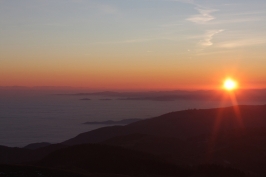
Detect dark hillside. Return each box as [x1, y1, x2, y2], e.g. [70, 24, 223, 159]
[61, 105, 266, 175]
[1, 105, 265, 176]
[0, 144, 67, 164]
[0, 164, 132, 177]
[38, 144, 189, 176]
[63, 105, 266, 145]
[37, 144, 249, 177]
[102, 128, 266, 174]
[0, 164, 88, 177]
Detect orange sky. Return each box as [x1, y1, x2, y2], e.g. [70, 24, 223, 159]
[1, 0, 266, 90]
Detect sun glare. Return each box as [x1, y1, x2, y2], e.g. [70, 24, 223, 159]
[223, 78, 238, 91]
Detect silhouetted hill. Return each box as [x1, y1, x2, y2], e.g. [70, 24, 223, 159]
[0, 144, 67, 164]
[24, 142, 51, 150]
[63, 105, 266, 145]
[0, 146, 249, 177]
[37, 144, 249, 177]
[0, 164, 90, 177]
[1, 105, 266, 176]
[101, 128, 266, 174]
[102, 133, 191, 164]
[61, 105, 266, 175]
[0, 164, 135, 177]
[38, 144, 190, 176]
[0, 146, 31, 164]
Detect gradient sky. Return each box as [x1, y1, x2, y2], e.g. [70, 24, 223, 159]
[1, 0, 266, 90]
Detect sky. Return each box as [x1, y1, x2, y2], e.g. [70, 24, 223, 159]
[1, 0, 266, 90]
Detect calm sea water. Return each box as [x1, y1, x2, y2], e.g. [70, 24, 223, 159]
[0, 92, 264, 147]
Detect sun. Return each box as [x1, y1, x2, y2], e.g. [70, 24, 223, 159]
[223, 78, 238, 91]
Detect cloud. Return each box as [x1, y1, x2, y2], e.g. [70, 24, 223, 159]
[217, 39, 266, 49]
[200, 29, 224, 46]
[209, 17, 262, 25]
[221, 11, 266, 16]
[187, 8, 217, 24]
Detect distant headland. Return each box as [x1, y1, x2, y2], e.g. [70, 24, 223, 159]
[83, 118, 142, 125]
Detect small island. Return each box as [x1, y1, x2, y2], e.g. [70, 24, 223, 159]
[80, 98, 91, 101]
[99, 98, 112, 101]
[83, 118, 142, 125]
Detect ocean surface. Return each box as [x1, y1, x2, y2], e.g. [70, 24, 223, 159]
[0, 92, 264, 147]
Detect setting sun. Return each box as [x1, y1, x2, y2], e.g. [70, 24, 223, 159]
[223, 78, 238, 91]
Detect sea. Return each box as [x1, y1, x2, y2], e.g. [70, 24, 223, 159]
[0, 90, 265, 147]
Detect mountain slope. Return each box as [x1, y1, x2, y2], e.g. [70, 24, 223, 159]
[37, 144, 248, 177]
[61, 105, 266, 175]
[101, 128, 266, 174]
[63, 105, 266, 145]
[38, 144, 189, 176]
[0, 144, 67, 164]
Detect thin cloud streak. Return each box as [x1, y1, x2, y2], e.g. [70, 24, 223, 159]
[217, 39, 266, 49]
[220, 11, 266, 17]
[200, 29, 224, 46]
[209, 17, 262, 25]
[187, 8, 217, 24]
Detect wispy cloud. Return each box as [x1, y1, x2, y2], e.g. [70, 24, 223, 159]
[217, 39, 266, 49]
[187, 8, 218, 24]
[220, 11, 266, 17]
[209, 17, 262, 25]
[199, 29, 224, 46]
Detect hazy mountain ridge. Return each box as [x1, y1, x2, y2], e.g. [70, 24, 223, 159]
[24, 142, 51, 150]
[60, 104, 266, 175]
[56, 90, 266, 102]
[63, 105, 266, 145]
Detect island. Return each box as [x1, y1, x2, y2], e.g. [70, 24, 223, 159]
[83, 118, 142, 125]
[80, 98, 91, 101]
